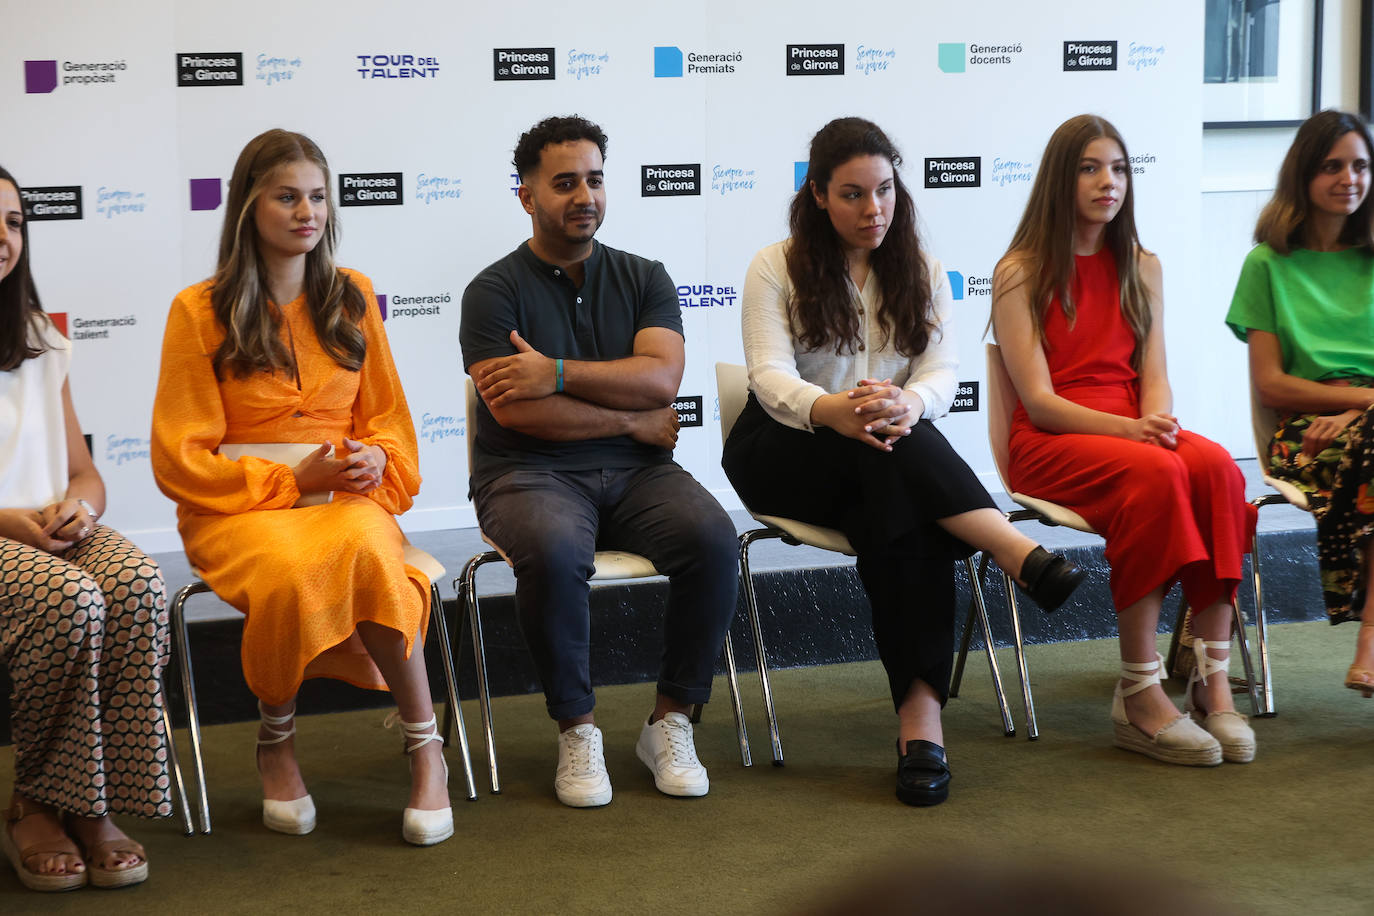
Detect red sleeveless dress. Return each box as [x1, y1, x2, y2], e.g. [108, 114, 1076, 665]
[1008, 248, 1256, 610]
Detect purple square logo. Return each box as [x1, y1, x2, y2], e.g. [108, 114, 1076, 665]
[189, 178, 222, 211]
[25, 60, 58, 94]
[376, 294, 388, 320]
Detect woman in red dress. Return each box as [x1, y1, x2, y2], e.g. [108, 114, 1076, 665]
[991, 115, 1258, 766]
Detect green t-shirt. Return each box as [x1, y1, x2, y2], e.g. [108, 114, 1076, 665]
[1226, 243, 1374, 381]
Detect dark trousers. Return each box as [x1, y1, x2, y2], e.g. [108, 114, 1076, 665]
[474, 463, 738, 720]
[722, 396, 994, 710]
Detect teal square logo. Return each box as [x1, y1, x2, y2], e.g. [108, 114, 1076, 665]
[938, 43, 965, 74]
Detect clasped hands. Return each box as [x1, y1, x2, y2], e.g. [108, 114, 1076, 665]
[291, 438, 387, 498]
[815, 378, 920, 452]
[0, 500, 98, 553]
[1127, 413, 1179, 450]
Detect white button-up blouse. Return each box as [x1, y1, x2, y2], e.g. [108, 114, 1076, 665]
[741, 240, 958, 432]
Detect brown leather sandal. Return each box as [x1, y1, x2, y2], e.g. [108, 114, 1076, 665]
[62, 814, 148, 889]
[1345, 664, 1374, 698]
[1, 799, 87, 892]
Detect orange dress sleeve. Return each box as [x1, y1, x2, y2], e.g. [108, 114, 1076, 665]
[346, 272, 421, 515]
[150, 284, 304, 515]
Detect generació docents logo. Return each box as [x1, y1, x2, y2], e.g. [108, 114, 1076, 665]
[494, 48, 555, 81]
[177, 52, 244, 86]
[641, 164, 701, 197]
[339, 173, 403, 206]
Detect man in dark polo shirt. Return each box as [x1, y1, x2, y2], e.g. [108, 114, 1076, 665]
[459, 115, 738, 808]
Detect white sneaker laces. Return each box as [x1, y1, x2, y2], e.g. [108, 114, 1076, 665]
[661, 717, 700, 766]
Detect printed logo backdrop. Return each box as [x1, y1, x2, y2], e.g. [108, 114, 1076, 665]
[3, 0, 1206, 553]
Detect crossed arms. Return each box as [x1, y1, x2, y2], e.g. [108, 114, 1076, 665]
[469, 327, 684, 449]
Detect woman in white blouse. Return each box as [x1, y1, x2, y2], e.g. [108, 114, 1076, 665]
[0, 165, 168, 892]
[722, 118, 1084, 807]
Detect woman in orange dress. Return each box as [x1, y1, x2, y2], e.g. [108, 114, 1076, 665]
[151, 130, 451, 845]
[991, 115, 1257, 767]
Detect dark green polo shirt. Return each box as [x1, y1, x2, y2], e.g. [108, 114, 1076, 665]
[460, 240, 683, 489]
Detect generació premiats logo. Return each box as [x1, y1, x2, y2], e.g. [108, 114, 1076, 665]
[654, 46, 741, 77]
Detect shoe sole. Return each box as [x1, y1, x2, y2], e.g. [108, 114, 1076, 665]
[87, 860, 149, 889]
[895, 785, 949, 807]
[1188, 711, 1257, 764]
[555, 783, 613, 808]
[263, 796, 316, 835]
[1, 825, 86, 892]
[635, 744, 708, 797]
[1112, 723, 1222, 766]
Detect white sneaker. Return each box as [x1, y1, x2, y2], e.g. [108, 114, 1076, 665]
[555, 724, 613, 808]
[635, 712, 709, 797]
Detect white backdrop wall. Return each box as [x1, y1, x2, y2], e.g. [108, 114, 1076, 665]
[3, 0, 1207, 553]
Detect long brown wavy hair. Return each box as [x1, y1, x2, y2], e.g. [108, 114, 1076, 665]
[1001, 114, 1152, 370]
[0, 165, 52, 371]
[1254, 109, 1374, 254]
[211, 129, 366, 380]
[785, 118, 934, 357]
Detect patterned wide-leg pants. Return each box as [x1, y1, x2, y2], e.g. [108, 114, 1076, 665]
[1, 525, 172, 818]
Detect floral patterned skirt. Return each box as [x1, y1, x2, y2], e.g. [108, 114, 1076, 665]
[1268, 386, 1374, 624]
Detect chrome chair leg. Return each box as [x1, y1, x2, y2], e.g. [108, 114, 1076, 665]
[949, 577, 978, 699]
[1000, 570, 1038, 740]
[160, 682, 194, 836]
[1230, 599, 1261, 715]
[171, 579, 213, 833]
[739, 528, 785, 766]
[430, 582, 478, 802]
[1249, 528, 1275, 716]
[966, 556, 1014, 737]
[720, 631, 751, 766]
[458, 552, 503, 793]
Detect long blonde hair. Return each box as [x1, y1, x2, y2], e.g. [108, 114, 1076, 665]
[1001, 114, 1151, 370]
[210, 129, 365, 380]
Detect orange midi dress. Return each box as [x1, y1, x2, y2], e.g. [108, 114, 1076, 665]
[1008, 248, 1256, 611]
[151, 269, 427, 705]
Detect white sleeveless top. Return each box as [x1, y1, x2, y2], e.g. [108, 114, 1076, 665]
[0, 317, 71, 509]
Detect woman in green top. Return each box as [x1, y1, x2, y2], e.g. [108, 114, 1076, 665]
[1226, 109, 1374, 697]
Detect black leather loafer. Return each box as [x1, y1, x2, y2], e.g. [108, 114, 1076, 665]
[1019, 546, 1087, 613]
[896, 739, 950, 807]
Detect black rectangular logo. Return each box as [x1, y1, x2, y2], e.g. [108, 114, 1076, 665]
[493, 48, 555, 81]
[1063, 41, 1117, 71]
[177, 52, 243, 86]
[786, 43, 844, 75]
[20, 186, 83, 221]
[339, 172, 403, 207]
[950, 381, 979, 413]
[641, 164, 701, 197]
[924, 157, 981, 189]
[674, 396, 704, 427]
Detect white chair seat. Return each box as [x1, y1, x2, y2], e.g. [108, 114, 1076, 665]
[1008, 494, 1094, 533]
[752, 514, 856, 557]
[478, 531, 661, 580]
[1260, 474, 1310, 510]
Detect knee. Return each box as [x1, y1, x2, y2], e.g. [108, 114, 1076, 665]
[508, 526, 595, 585]
[1132, 448, 1189, 492]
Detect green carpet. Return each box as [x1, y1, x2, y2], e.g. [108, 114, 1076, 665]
[3, 622, 1373, 914]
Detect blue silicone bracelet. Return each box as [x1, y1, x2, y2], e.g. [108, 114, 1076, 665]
[555, 358, 564, 393]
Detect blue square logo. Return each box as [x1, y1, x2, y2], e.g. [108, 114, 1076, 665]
[938, 43, 965, 74]
[946, 270, 964, 300]
[794, 161, 808, 191]
[654, 46, 683, 78]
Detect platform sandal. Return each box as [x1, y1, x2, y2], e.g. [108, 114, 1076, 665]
[257, 703, 316, 835]
[1182, 639, 1256, 764]
[1110, 654, 1221, 766]
[387, 713, 453, 846]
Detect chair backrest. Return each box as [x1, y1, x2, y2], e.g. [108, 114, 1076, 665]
[1249, 380, 1280, 470]
[983, 343, 1019, 495]
[715, 362, 750, 444]
[465, 378, 478, 470]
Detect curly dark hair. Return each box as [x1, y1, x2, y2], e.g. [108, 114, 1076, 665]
[512, 115, 608, 181]
[0, 164, 51, 371]
[785, 117, 934, 357]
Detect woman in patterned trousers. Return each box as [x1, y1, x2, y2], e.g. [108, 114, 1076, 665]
[0, 164, 170, 892]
